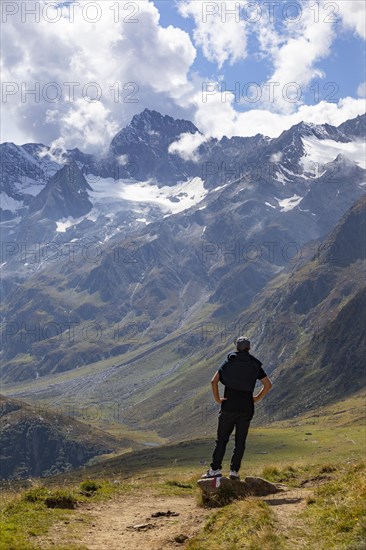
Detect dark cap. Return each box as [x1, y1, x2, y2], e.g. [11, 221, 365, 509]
[236, 336, 250, 351]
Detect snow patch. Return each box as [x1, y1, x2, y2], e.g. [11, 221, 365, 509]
[212, 182, 230, 192]
[86, 211, 98, 222]
[274, 171, 287, 184]
[14, 178, 47, 196]
[56, 216, 84, 232]
[301, 136, 366, 171]
[277, 195, 303, 212]
[88, 176, 207, 215]
[265, 202, 276, 209]
[281, 166, 299, 178]
[0, 192, 22, 212]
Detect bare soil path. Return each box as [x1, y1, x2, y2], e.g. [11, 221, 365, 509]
[38, 487, 314, 549]
[262, 487, 313, 548]
[38, 492, 211, 550]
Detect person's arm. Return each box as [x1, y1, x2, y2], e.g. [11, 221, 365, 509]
[253, 376, 272, 403]
[211, 371, 227, 404]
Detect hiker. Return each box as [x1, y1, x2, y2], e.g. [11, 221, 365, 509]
[202, 336, 272, 480]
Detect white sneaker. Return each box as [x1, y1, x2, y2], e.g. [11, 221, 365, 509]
[229, 470, 240, 480]
[201, 468, 222, 479]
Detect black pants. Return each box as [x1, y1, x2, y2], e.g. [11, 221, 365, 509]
[211, 409, 251, 472]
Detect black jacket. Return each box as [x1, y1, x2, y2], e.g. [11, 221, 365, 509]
[218, 350, 266, 393]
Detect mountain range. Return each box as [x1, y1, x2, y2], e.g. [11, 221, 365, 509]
[0, 109, 365, 465]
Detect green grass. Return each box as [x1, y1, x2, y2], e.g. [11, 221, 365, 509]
[31, 422, 363, 489]
[0, 479, 131, 549]
[183, 462, 366, 550]
[185, 461, 366, 550]
[260, 465, 298, 484]
[0, 419, 364, 548]
[187, 498, 285, 549]
[1, 456, 365, 549]
[0, 494, 76, 549]
[300, 461, 366, 549]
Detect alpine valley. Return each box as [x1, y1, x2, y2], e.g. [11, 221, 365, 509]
[1, 109, 365, 477]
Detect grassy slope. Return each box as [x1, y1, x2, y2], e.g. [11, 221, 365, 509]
[186, 461, 366, 549]
[1, 452, 365, 549]
[1, 385, 365, 548]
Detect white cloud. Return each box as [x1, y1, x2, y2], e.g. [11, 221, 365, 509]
[295, 97, 366, 127]
[1, 0, 196, 150]
[117, 154, 129, 166]
[254, 0, 336, 114]
[270, 152, 283, 163]
[252, 1, 366, 116]
[168, 132, 207, 161]
[357, 82, 366, 97]
[1, 0, 364, 151]
[39, 137, 68, 164]
[190, 90, 366, 139]
[338, 1, 366, 39]
[179, 1, 249, 68]
[59, 100, 119, 151]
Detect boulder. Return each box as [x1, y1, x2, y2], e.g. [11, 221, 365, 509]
[242, 476, 286, 496]
[197, 476, 286, 506]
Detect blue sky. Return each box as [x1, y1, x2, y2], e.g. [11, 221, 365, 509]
[1, 0, 365, 149]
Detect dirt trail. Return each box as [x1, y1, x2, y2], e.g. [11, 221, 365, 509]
[39, 492, 211, 550]
[38, 487, 313, 549]
[262, 487, 313, 548]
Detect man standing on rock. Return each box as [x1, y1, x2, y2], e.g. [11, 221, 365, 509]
[202, 337, 272, 480]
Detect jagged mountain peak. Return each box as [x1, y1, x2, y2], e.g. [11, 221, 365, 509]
[108, 109, 202, 184]
[110, 109, 199, 151]
[112, 108, 200, 147]
[51, 161, 92, 191]
[27, 161, 93, 221]
[332, 153, 358, 165]
[111, 109, 200, 153]
[337, 112, 366, 139]
[129, 108, 200, 134]
[282, 119, 346, 141]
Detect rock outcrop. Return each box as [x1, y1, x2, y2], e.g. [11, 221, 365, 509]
[197, 476, 286, 506]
